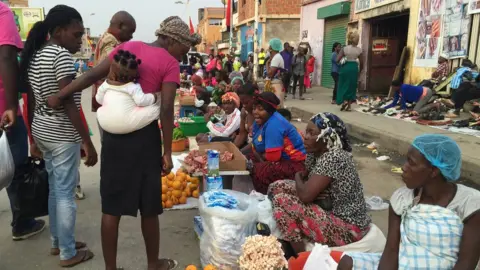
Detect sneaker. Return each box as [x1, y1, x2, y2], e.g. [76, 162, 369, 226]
[12, 219, 46, 241]
[75, 185, 85, 200]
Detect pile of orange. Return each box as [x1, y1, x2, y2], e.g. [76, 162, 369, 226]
[185, 264, 216, 270]
[161, 168, 200, 209]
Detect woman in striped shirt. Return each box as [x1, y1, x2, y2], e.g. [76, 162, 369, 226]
[19, 5, 96, 267]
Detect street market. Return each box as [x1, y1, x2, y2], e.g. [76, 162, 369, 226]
[1, 0, 480, 269]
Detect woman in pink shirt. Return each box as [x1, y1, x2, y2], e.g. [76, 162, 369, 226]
[47, 16, 201, 270]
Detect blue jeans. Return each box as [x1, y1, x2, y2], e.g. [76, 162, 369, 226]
[35, 139, 81, 260]
[6, 116, 35, 233]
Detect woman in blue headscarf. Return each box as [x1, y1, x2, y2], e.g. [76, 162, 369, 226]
[265, 38, 285, 108]
[339, 134, 480, 270]
[268, 112, 371, 253]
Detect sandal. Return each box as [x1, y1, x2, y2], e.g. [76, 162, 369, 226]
[340, 103, 348, 111]
[157, 258, 179, 270]
[345, 104, 352, 111]
[59, 249, 94, 268]
[51, 241, 87, 255]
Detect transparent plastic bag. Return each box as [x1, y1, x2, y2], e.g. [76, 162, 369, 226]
[200, 190, 258, 269]
[0, 130, 14, 191]
[256, 197, 282, 238]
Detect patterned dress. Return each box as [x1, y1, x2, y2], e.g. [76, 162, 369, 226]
[268, 150, 371, 246]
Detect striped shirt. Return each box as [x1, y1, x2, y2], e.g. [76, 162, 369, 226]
[29, 45, 82, 143]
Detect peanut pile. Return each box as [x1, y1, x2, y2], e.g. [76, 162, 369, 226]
[238, 235, 288, 270]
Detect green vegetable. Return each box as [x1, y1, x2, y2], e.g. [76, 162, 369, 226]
[173, 127, 186, 140]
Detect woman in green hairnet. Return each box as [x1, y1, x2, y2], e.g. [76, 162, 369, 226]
[338, 134, 480, 270]
[265, 38, 285, 108]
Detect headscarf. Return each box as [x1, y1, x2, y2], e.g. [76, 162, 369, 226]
[253, 92, 280, 115]
[231, 76, 244, 86]
[310, 112, 352, 152]
[221, 92, 240, 108]
[269, 38, 283, 52]
[229, 71, 243, 81]
[412, 134, 461, 182]
[191, 74, 202, 86]
[155, 16, 202, 48]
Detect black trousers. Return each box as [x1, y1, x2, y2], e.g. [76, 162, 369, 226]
[331, 72, 339, 101]
[283, 72, 292, 94]
[292, 74, 304, 96]
[452, 82, 480, 110]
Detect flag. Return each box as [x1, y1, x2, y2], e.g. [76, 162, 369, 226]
[189, 16, 195, 34]
[226, 0, 231, 32]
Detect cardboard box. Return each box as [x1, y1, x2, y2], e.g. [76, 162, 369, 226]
[198, 141, 247, 171]
[179, 95, 195, 106]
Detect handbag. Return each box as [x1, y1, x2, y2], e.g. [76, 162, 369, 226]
[17, 158, 49, 218]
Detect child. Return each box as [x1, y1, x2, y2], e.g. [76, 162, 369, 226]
[96, 50, 160, 134]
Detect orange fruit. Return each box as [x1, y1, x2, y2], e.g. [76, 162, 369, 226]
[204, 265, 216, 270]
[176, 174, 186, 182]
[185, 265, 197, 270]
[189, 184, 198, 191]
[172, 190, 182, 198]
[167, 181, 174, 188]
[192, 189, 199, 198]
[165, 200, 173, 208]
[182, 191, 187, 197]
[182, 181, 187, 189]
[162, 202, 165, 208]
[161, 177, 168, 185]
[172, 197, 179, 205]
[176, 168, 184, 174]
[191, 177, 200, 185]
[185, 189, 192, 197]
[186, 175, 192, 182]
[167, 172, 175, 180]
[162, 184, 168, 194]
[172, 180, 182, 190]
[162, 194, 167, 202]
[166, 190, 172, 197]
[179, 196, 187, 204]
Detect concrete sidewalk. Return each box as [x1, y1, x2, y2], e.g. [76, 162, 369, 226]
[286, 87, 480, 184]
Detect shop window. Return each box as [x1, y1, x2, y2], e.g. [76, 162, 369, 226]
[209, 19, 222, 26]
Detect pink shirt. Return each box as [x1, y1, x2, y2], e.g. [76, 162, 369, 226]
[0, 2, 23, 115]
[109, 41, 180, 93]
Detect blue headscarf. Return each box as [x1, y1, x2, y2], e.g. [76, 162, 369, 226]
[412, 134, 462, 182]
[310, 112, 351, 152]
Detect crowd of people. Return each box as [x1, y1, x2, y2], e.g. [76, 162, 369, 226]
[1, 2, 480, 270]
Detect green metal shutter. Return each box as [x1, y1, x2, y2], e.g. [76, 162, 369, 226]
[321, 16, 348, 88]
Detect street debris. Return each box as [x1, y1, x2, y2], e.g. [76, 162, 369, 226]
[376, 155, 390, 161]
[372, 149, 379, 155]
[391, 167, 403, 174]
[367, 142, 378, 150]
[365, 196, 389, 211]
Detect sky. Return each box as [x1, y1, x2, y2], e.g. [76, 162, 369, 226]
[29, 0, 223, 41]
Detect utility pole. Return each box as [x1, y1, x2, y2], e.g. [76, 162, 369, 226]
[229, 0, 233, 52]
[253, 0, 259, 80]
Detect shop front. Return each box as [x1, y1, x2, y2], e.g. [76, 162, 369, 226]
[240, 23, 263, 61]
[299, 0, 350, 87]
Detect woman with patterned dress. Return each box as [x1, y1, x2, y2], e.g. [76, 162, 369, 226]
[338, 134, 480, 270]
[244, 92, 306, 194]
[268, 112, 371, 254]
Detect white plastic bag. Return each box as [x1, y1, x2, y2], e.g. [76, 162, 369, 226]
[256, 197, 282, 238]
[96, 90, 160, 134]
[303, 244, 338, 270]
[199, 190, 258, 269]
[0, 130, 14, 191]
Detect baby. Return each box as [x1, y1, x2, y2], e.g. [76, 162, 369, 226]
[96, 50, 160, 134]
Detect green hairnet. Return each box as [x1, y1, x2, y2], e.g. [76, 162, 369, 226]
[231, 76, 244, 85]
[269, 38, 283, 52]
[412, 134, 462, 182]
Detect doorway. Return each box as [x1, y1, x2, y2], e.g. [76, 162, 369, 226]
[321, 15, 349, 88]
[367, 13, 409, 94]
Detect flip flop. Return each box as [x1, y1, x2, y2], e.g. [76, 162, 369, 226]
[51, 241, 87, 255]
[59, 249, 94, 268]
[340, 103, 348, 111]
[158, 258, 178, 270]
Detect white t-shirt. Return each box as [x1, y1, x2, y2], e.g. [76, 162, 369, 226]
[270, 53, 284, 70]
[96, 81, 160, 134]
[391, 185, 480, 221]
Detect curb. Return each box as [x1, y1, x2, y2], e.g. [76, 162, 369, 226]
[290, 106, 480, 185]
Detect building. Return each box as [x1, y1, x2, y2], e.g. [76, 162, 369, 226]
[3, 0, 28, 6]
[197, 7, 225, 54]
[300, 0, 352, 87]
[219, 0, 302, 61]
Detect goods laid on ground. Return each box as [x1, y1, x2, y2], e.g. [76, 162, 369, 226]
[183, 150, 234, 174]
[184, 265, 217, 270]
[161, 169, 200, 209]
[200, 190, 258, 268]
[238, 235, 288, 270]
[179, 116, 209, 137]
[172, 128, 187, 152]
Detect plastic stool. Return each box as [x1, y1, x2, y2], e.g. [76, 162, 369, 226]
[180, 106, 197, 118]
